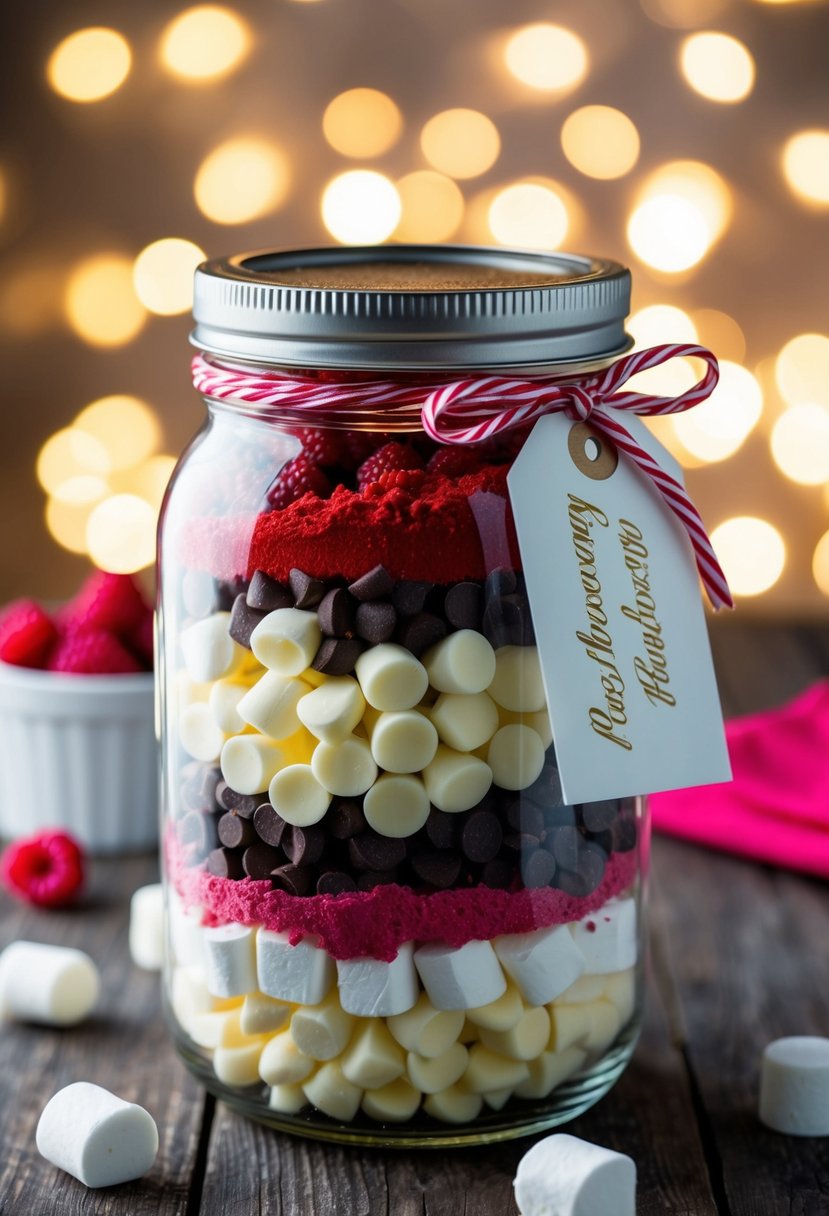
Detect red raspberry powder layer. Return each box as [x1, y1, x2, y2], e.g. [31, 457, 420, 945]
[167, 832, 637, 963]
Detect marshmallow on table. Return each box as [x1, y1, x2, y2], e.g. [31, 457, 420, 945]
[203, 924, 257, 998]
[487, 645, 546, 713]
[311, 737, 378, 797]
[257, 929, 335, 1005]
[430, 692, 499, 753]
[250, 608, 322, 676]
[268, 764, 331, 827]
[179, 704, 227, 763]
[487, 724, 546, 791]
[341, 1019, 406, 1089]
[129, 883, 164, 971]
[759, 1036, 829, 1136]
[369, 710, 439, 773]
[181, 613, 246, 683]
[387, 993, 465, 1058]
[422, 746, 493, 814]
[355, 644, 428, 711]
[36, 1083, 158, 1189]
[221, 735, 285, 796]
[414, 939, 506, 1011]
[423, 630, 497, 694]
[238, 672, 309, 740]
[571, 898, 638, 974]
[363, 774, 430, 838]
[513, 1134, 636, 1216]
[337, 942, 419, 1017]
[494, 923, 586, 1006]
[296, 676, 365, 743]
[0, 941, 99, 1027]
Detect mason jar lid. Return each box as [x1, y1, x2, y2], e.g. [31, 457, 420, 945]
[191, 243, 632, 372]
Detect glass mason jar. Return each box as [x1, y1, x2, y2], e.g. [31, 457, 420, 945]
[160, 245, 648, 1147]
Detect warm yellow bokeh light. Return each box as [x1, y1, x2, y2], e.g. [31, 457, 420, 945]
[133, 238, 205, 316]
[50, 476, 109, 506]
[159, 6, 250, 81]
[64, 254, 146, 347]
[45, 496, 98, 555]
[47, 27, 131, 103]
[812, 531, 829, 598]
[488, 181, 569, 250]
[627, 195, 711, 272]
[781, 130, 829, 206]
[37, 427, 110, 493]
[679, 32, 755, 103]
[629, 304, 698, 348]
[711, 517, 786, 597]
[0, 169, 6, 224]
[644, 161, 732, 238]
[75, 396, 162, 472]
[691, 309, 746, 363]
[504, 24, 588, 93]
[640, 0, 729, 28]
[323, 88, 403, 158]
[771, 403, 829, 485]
[775, 333, 829, 407]
[560, 106, 640, 180]
[86, 495, 158, 573]
[194, 138, 289, 224]
[420, 110, 500, 180]
[394, 171, 465, 243]
[321, 171, 401, 244]
[110, 455, 177, 511]
[672, 361, 763, 462]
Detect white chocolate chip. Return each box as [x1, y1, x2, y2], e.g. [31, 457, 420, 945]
[268, 1083, 309, 1114]
[36, 1082, 158, 1189]
[430, 692, 500, 753]
[387, 993, 465, 1058]
[362, 1078, 421, 1123]
[179, 703, 227, 763]
[238, 672, 310, 740]
[0, 941, 99, 1027]
[421, 745, 492, 813]
[407, 1042, 469, 1094]
[423, 1083, 483, 1124]
[513, 1133, 636, 1216]
[259, 1030, 316, 1086]
[290, 991, 355, 1061]
[602, 969, 636, 1025]
[268, 763, 332, 826]
[296, 677, 366, 743]
[363, 774, 430, 838]
[250, 608, 322, 676]
[180, 613, 246, 683]
[240, 992, 293, 1037]
[582, 1000, 622, 1056]
[515, 1046, 587, 1100]
[423, 630, 497, 694]
[486, 724, 546, 791]
[311, 737, 378, 797]
[355, 644, 429, 711]
[369, 710, 439, 773]
[221, 735, 285, 795]
[479, 1005, 551, 1062]
[759, 1037, 829, 1136]
[128, 883, 164, 971]
[214, 1042, 266, 1087]
[341, 1020, 406, 1089]
[487, 645, 546, 712]
[463, 1045, 530, 1094]
[303, 1061, 363, 1122]
[465, 983, 525, 1033]
[548, 1003, 592, 1053]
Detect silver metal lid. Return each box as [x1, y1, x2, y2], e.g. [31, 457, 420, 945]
[191, 244, 632, 371]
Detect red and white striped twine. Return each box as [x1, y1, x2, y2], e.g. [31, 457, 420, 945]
[192, 343, 733, 610]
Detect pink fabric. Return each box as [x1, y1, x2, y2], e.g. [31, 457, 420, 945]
[651, 680, 829, 877]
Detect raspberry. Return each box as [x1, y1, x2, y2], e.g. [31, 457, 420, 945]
[1, 830, 85, 907]
[357, 442, 424, 489]
[426, 448, 485, 478]
[0, 599, 57, 668]
[266, 455, 332, 510]
[374, 468, 428, 492]
[342, 431, 389, 468]
[61, 571, 149, 639]
[295, 428, 346, 468]
[47, 629, 144, 675]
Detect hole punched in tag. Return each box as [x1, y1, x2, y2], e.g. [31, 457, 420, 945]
[567, 421, 619, 481]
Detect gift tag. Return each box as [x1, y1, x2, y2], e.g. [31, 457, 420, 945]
[508, 412, 731, 804]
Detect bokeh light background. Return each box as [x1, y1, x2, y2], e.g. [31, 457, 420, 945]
[1, 0, 828, 612]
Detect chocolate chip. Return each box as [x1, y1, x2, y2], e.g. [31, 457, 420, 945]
[217, 577, 249, 611]
[243, 842, 284, 880]
[521, 847, 557, 888]
[503, 830, 541, 853]
[356, 869, 398, 891]
[318, 587, 357, 638]
[289, 568, 326, 609]
[444, 582, 483, 631]
[271, 864, 313, 896]
[612, 813, 638, 852]
[247, 570, 293, 612]
[253, 802, 287, 847]
[580, 800, 619, 832]
[328, 801, 366, 839]
[283, 825, 325, 866]
[207, 847, 245, 879]
[481, 858, 514, 889]
[555, 842, 607, 896]
[355, 600, 397, 643]
[218, 811, 256, 850]
[549, 824, 582, 871]
[411, 849, 462, 889]
[317, 871, 357, 896]
[425, 807, 457, 850]
[348, 565, 395, 601]
[312, 637, 365, 675]
[540, 805, 577, 831]
[461, 810, 503, 864]
[348, 832, 406, 872]
[586, 828, 613, 854]
[392, 581, 433, 617]
[216, 783, 262, 818]
[228, 594, 266, 650]
[181, 764, 217, 813]
[396, 612, 447, 656]
[506, 801, 545, 837]
[486, 567, 517, 598]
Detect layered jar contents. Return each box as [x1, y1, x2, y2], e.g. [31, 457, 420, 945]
[162, 419, 643, 1136]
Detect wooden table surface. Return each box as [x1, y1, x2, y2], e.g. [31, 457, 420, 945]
[1, 620, 827, 1215]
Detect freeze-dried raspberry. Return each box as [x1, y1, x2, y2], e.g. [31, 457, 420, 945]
[357, 442, 424, 489]
[426, 448, 486, 478]
[47, 629, 144, 675]
[1, 831, 85, 907]
[0, 600, 57, 668]
[266, 456, 332, 510]
[60, 572, 149, 639]
[296, 428, 347, 468]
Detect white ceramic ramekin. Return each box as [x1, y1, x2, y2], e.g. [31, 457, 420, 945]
[0, 662, 158, 853]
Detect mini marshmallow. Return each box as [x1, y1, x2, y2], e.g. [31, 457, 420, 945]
[36, 1082, 158, 1189]
[407, 1042, 468, 1094]
[487, 724, 546, 791]
[0, 941, 100, 1027]
[268, 763, 331, 826]
[513, 1133, 636, 1216]
[182, 568, 217, 619]
[311, 737, 378, 797]
[238, 672, 309, 740]
[387, 993, 465, 1058]
[363, 773, 430, 838]
[303, 1061, 362, 1122]
[421, 746, 493, 814]
[483, 1087, 513, 1112]
[179, 703, 227, 763]
[221, 735, 285, 796]
[430, 692, 500, 753]
[556, 975, 607, 1006]
[582, 1001, 622, 1057]
[170, 965, 239, 1036]
[465, 983, 525, 1032]
[240, 992, 293, 1036]
[423, 1083, 483, 1124]
[203, 924, 257, 998]
[759, 1036, 829, 1136]
[290, 991, 355, 1061]
[548, 1003, 593, 1054]
[341, 1019, 406, 1089]
[423, 630, 497, 695]
[129, 883, 164, 971]
[479, 1006, 550, 1062]
[463, 1045, 530, 1094]
[602, 969, 636, 1025]
[369, 710, 439, 773]
[337, 942, 419, 1017]
[174, 671, 211, 711]
[494, 923, 586, 1006]
[214, 1042, 266, 1087]
[571, 898, 638, 974]
[362, 1078, 421, 1123]
[189, 1008, 239, 1050]
[296, 677, 366, 744]
[257, 929, 335, 1005]
[269, 1083, 309, 1114]
[207, 679, 249, 735]
[355, 644, 429, 711]
[181, 613, 245, 683]
[487, 645, 546, 713]
[515, 1046, 587, 1100]
[414, 939, 506, 1011]
[250, 608, 322, 676]
[259, 1030, 316, 1086]
[169, 894, 206, 969]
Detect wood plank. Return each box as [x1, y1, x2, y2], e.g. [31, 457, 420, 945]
[0, 854, 206, 1216]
